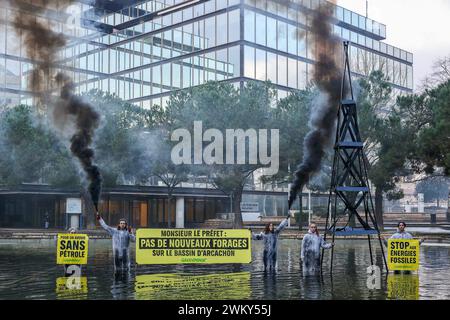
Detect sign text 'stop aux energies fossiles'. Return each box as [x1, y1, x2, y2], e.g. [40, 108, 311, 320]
[57, 234, 89, 265]
[387, 239, 420, 271]
[136, 229, 251, 264]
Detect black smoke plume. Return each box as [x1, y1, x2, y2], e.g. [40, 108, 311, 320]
[56, 73, 102, 211]
[8, 0, 102, 210]
[288, 1, 342, 209]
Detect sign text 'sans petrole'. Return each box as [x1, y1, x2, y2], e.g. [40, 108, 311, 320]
[56, 234, 89, 265]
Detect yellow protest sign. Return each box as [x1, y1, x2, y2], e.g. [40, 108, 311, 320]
[136, 229, 251, 264]
[56, 234, 89, 265]
[56, 276, 88, 299]
[387, 274, 419, 300]
[135, 272, 251, 300]
[387, 239, 420, 271]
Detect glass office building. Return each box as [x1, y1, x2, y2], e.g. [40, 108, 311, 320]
[0, 0, 413, 108]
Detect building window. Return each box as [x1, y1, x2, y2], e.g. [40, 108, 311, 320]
[277, 21, 287, 52]
[228, 9, 240, 43]
[195, 199, 205, 222]
[244, 46, 255, 78]
[185, 199, 194, 223]
[267, 16, 277, 49]
[244, 10, 255, 43]
[216, 13, 227, 46]
[267, 52, 277, 84]
[255, 13, 266, 46]
[288, 58, 297, 88]
[277, 55, 287, 86]
[255, 48, 266, 81]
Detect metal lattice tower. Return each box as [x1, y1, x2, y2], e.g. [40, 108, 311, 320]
[322, 41, 388, 273]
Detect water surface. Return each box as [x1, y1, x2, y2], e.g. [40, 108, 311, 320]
[0, 239, 448, 300]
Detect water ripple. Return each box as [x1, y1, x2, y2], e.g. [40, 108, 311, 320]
[0, 239, 448, 300]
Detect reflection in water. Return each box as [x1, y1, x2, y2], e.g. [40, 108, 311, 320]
[387, 274, 419, 300]
[135, 272, 251, 300]
[262, 272, 278, 299]
[300, 274, 323, 300]
[112, 272, 132, 300]
[56, 276, 88, 300]
[0, 239, 449, 300]
[347, 247, 357, 275]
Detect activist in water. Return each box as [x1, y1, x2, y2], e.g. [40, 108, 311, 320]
[252, 213, 291, 271]
[300, 222, 334, 276]
[383, 222, 425, 244]
[383, 221, 425, 274]
[97, 213, 135, 273]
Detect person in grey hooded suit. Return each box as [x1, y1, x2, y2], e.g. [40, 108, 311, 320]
[252, 213, 291, 271]
[97, 213, 135, 273]
[301, 222, 334, 275]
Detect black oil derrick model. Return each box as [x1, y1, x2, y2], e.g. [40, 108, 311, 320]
[322, 41, 388, 273]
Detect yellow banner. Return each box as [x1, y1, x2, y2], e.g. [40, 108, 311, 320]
[387, 239, 420, 271]
[136, 229, 251, 264]
[135, 272, 251, 300]
[56, 234, 89, 265]
[387, 274, 419, 300]
[56, 276, 88, 299]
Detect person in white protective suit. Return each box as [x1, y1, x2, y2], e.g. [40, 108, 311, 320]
[96, 213, 135, 273]
[300, 222, 334, 275]
[252, 213, 291, 272]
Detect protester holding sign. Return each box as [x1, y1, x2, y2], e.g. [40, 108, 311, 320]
[300, 222, 334, 275]
[383, 222, 425, 244]
[383, 222, 425, 274]
[252, 213, 291, 272]
[97, 213, 135, 273]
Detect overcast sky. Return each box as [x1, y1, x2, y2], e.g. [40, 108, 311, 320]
[337, 0, 450, 91]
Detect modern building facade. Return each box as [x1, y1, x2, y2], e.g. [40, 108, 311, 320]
[0, 0, 413, 109]
[0, 184, 306, 229]
[0, 0, 414, 229]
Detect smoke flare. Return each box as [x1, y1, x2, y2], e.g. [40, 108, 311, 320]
[8, 0, 102, 210]
[288, 1, 343, 208]
[56, 73, 102, 210]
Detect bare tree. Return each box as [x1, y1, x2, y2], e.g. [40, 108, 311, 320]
[420, 56, 450, 89]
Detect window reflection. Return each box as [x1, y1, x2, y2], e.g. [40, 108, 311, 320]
[255, 49, 266, 81]
[255, 13, 266, 46]
[244, 46, 255, 78]
[1, 0, 414, 110]
[277, 55, 287, 87]
[267, 52, 277, 84]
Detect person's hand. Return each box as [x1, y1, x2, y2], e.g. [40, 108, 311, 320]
[96, 213, 101, 221]
[286, 212, 292, 219]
